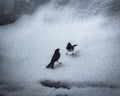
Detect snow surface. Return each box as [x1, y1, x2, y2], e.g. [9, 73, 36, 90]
[0, 1, 120, 96]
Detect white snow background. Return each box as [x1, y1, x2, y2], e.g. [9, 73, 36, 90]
[0, 0, 120, 96]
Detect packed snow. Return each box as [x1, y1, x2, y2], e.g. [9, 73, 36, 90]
[0, 0, 120, 96]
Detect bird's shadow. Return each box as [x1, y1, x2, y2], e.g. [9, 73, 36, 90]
[69, 50, 82, 58]
[54, 63, 63, 69]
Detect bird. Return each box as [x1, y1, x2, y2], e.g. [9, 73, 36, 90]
[46, 48, 61, 69]
[66, 42, 78, 55]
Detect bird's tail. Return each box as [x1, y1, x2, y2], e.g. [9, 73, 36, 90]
[73, 44, 78, 47]
[46, 62, 54, 69]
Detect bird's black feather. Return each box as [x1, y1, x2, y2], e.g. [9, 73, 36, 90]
[46, 48, 60, 69]
[66, 42, 78, 52]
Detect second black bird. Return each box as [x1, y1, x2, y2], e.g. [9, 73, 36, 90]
[46, 48, 61, 69]
[66, 42, 78, 55]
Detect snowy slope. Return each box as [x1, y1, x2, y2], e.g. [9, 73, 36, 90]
[0, 1, 120, 96]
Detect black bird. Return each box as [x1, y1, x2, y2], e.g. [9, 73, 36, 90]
[46, 48, 61, 69]
[66, 42, 78, 55]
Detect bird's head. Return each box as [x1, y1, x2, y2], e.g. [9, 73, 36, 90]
[68, 42, 71, 44]
[56, 48, 60, 52]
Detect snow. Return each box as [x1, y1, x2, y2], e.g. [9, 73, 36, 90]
[0, 1, 120, 96]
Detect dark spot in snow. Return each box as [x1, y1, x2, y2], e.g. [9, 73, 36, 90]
[40, 80, 70, 89]
[40, 80, 120, 89]
[74, 82, 119, 89]
[56, 94, 68, 96]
